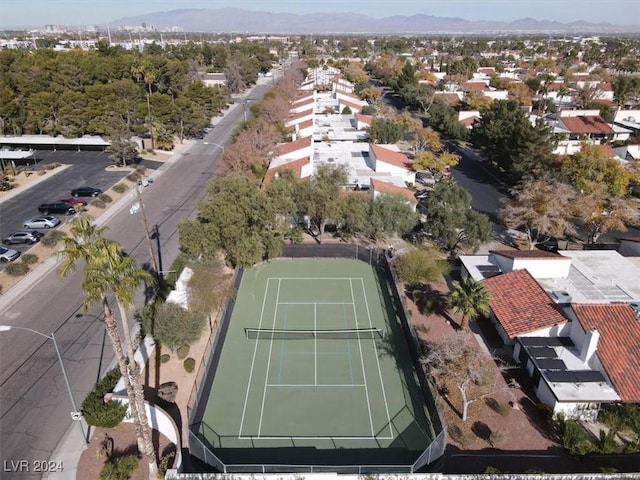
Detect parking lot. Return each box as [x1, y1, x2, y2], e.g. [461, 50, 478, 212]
[0, 150, 160, 255]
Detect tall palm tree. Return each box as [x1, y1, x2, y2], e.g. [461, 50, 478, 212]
[59, 218, 158, 479]
[448, 276, 491, 330]
[131, 60, 157, 150]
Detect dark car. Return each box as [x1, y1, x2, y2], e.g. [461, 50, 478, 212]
[38, 202, 77, 215]
[3, 230, 44, 246]
[71, 186, 102, 197]
[57, 197, 88, 207]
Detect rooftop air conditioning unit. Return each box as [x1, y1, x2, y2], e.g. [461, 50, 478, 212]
[552, 291, 572, 304]
[625, 117, 636, 122]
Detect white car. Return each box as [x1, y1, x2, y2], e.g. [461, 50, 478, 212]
[0, 246, 20, 263]
[23, 215, 61, 229]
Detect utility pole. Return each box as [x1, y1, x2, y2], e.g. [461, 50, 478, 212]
[133, 185, 160, 283]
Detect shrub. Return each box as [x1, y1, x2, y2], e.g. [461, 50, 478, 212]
[99, 454, 139, 480]
[158, 450, 176, 477]
[112, 183, 128, 194]
[37, 170, 47, 176]
[160, 353, 171, 363]
[126, 172, 141, 182]
[341, 105, 352, 114]
[597, 429, 619, 454]
[42, 230, 68, 247]
[497, 402, 512, 417]
[81, 368, 127, 428]
[3, 262, 29, 276]
[44, 163, 58, 171]
[177, 345, 190, 360]
[91, 199, 106, 209]
[152, 302, 206, 352]
[135, 165, 147, 175]
[20, 253, 38, 265]
[0, 180, 14, 191]
[557, 416, 592, 456]
[184, 357, 195, 373]
[98, 193, 113, 203]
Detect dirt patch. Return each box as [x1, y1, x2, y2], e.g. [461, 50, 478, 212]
[76, 423, 175, 480]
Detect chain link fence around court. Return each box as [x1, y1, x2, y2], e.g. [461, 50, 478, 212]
[186, 243, 446, 474]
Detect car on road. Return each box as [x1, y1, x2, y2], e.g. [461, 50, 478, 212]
[57, 197, 88, 207]
[0, 246, 21, 263]
[3, 230, 44, 246]
[70, 186, 102, 197]
[38, 202, 77, 215]
[23, 215, 61, 229]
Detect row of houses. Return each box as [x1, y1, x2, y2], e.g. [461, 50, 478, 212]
[461, 243, 640, 421]
[262, 72, 418, 207]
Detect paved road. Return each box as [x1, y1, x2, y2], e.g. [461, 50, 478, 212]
[0, 79, 275, 479]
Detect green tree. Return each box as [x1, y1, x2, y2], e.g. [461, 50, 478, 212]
[368, 118, 406, 144]
[428, 101, 469, 141]
[448, 276, 491, 330]
[106, 129, 139, 167]
[131, 59, 158, 149]
[364, 193, 420, 240]
[149, 302, 206, 352]
[425, 181, 491, 254]
[393, 246, 448, 285]
[294, 163, 348, 242]
[471, 100, 555, 181]
[58, 217, 158, 479]
[178, 174, 290, 267]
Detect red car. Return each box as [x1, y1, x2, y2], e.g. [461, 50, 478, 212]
[57, 197, 88, 207]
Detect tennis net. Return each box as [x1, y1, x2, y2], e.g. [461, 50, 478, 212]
[245, 327, 384, 340]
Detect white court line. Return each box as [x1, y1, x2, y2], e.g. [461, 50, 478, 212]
[350, 279, 375, 437]
[359, 278, 393, 439]
[238, 278, 271, 438]
[239, 435, 394, 440]
[277, 302, 353, 305]
[266, 384, 366, 387]
[269, 277, 363, 280]
[257, 278, 281, 438]
[314, 302, 317, 386]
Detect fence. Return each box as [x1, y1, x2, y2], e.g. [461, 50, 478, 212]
[186, 244, 446, 474]
[186, 269, 243, 428]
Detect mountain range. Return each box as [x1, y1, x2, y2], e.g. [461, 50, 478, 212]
[110, 8, 640, 34]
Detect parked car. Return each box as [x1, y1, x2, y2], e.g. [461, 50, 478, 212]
[57, 197, 88, 207]
[414, 190, 431, 200]
[38, 202, 77, 215]
[0, 246, 20, 263]
[23, 215, 61, 229]
[3, 230, 44, 246]
[70, 186, 102, 197]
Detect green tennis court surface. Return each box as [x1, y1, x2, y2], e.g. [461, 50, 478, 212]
[198, 258, 434, 466]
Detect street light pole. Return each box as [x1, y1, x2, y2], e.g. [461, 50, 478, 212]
[0, 325, 88, 447]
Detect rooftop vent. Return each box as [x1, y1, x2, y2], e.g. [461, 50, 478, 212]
[552, 291, 572, 304]
[629, 301, 640, 319]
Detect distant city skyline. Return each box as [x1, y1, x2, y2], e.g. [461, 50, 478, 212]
[1, 0, 638, 28]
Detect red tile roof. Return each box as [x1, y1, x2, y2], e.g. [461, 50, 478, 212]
[483, 269, 568, 338]
[275, 135, 312, 156]
[261, 156, 310, 189]
[337, 91, 362, 101]
[560, 115, 614, 134]
[370, 178, 417, 204]
[461, 116, 480, 127]
[287, 108, 314, 123]
[546, 82, 565, 92]
[462, 82, 489, 92]
[339, 99, 364, 111]
[296, 118, 313, 130]
[292, 97, 315, 108]
[572, 304, 640, 402]
[370, 144, 411, 170]
[489, 250, 566, 260]
[355, 113, 373, 125]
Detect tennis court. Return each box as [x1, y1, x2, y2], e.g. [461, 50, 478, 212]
[197, 258, 434, 467]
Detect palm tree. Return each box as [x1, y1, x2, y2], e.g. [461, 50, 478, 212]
[448, 276, 491, 330]
[131, 60, 157, 150]
[59, 218, 158, 479]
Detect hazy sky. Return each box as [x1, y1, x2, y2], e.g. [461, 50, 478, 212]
[1, 0, 638, 28]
